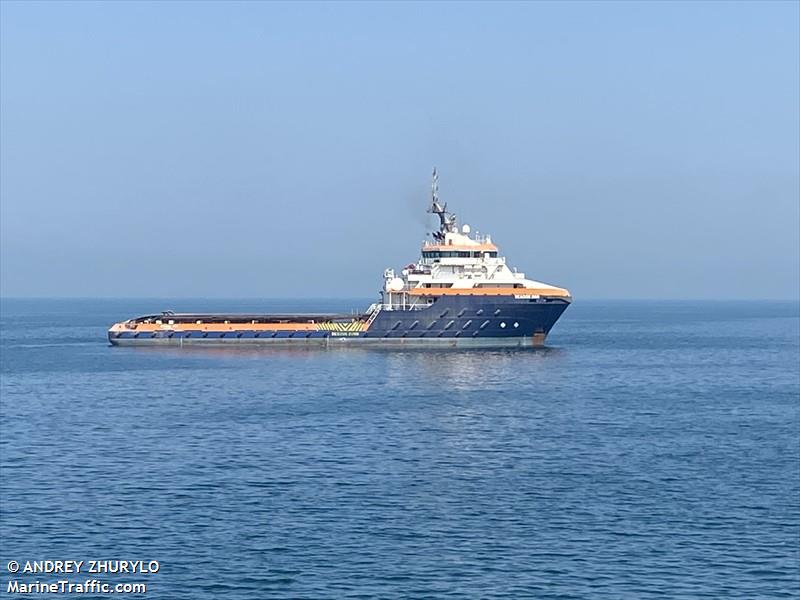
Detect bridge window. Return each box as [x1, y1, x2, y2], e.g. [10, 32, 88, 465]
[423, 250, 497, 259]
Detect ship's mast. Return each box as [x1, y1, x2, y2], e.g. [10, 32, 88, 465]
[428, 168, 456, 242]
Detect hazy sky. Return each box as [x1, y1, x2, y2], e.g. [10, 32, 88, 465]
[1, 1, 798, 299]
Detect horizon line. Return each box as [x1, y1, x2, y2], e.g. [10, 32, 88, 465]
[1, 296, 799, 303]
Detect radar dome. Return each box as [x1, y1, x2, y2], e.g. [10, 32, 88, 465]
[388, 277, 405, 292]
[462, 224, 471, 234]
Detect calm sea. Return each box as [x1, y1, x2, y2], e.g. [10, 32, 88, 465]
[1, 299, 798, 599]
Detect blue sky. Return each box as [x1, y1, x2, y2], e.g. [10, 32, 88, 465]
[1, 1, 798, 299]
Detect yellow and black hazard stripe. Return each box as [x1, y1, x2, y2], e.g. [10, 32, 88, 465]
[316, 321, 366, 332]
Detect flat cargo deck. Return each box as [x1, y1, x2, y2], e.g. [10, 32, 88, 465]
[130, 312, 366, 324]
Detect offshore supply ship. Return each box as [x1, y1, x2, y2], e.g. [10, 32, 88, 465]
[108, 171, 572, 347]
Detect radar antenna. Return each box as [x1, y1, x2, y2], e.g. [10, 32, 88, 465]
[428, 168, 457, 242]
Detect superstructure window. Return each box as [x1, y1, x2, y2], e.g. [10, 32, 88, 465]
[422, 250, 497, 259]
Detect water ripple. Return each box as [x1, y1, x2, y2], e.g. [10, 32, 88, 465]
[1, 299, 798, 598]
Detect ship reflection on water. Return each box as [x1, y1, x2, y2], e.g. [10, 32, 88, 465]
[120, 343, 565, 391]
[121, 343, 564, 363]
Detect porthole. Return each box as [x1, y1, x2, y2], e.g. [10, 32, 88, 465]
[513, 322, 519, 328]
[500, 322, 506, 328]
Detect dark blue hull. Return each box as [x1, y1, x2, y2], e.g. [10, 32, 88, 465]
[108, 296, 570, 348]
[364, 295, 569, 341]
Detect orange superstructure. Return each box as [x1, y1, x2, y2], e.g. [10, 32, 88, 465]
[422, 242, 499, 253]
[408, 287, 571, 298]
